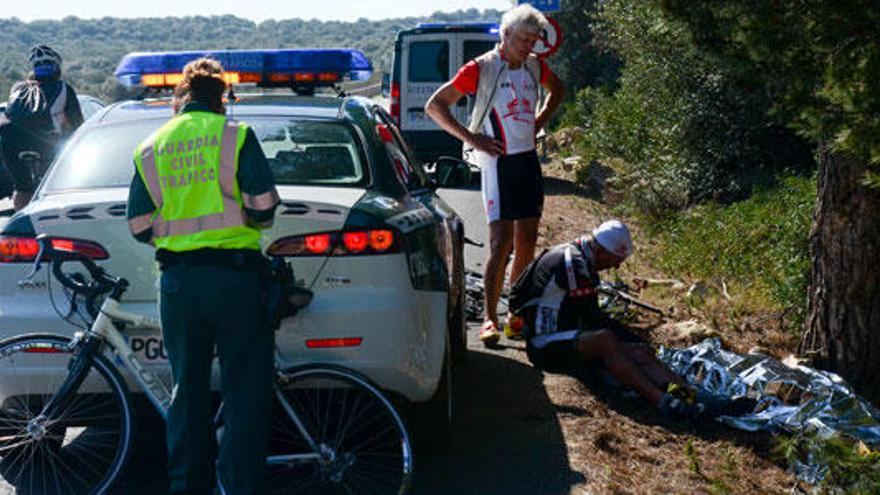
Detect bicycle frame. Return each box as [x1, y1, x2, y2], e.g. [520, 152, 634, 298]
[84, 296, 325, 465]
[87, 297, 171, 418]
[16, 240, 412, 488]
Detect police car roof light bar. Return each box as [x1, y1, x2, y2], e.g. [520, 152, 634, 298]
[414, 22, 499, 34]
[114, 48, 373, 89]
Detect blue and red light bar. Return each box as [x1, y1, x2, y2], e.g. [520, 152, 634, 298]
[114, 48, 373, 89]
[414, 22, 499, 34]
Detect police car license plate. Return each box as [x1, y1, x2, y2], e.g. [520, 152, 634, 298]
[129, 334, 168, 364]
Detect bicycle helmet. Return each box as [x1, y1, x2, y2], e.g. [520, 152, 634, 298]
[592, 220, 634, 259]
[28, 44, 62, 67]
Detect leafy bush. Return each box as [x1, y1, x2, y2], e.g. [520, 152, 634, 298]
[775, 434, 880, 493]
[645, 174, 815, 328]
[573, 0, 813, 215]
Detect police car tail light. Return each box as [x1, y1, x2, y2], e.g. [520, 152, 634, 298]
[0, 235, 109, 263]
[305, 337, 363, 349]
[267, 229, 400, 257]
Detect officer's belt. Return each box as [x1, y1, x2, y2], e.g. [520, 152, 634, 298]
[156, 248, 265, 270]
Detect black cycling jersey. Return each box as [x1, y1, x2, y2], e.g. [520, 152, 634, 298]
[509, 237, 610, 338]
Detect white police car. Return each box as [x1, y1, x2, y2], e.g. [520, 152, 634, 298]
[0, 49, 469, 427]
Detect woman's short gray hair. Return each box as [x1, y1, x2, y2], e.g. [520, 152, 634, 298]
[500, 4, 548, 37]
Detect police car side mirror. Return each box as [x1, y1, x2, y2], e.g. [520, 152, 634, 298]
[431, 156, 473, 189]
[381, 73, 391, 98]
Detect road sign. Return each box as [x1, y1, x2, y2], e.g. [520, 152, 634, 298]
[532, 16, 563, 59]
[518, 0, 561, 13]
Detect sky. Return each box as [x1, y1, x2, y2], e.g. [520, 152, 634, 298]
[0, 0, 515, 23]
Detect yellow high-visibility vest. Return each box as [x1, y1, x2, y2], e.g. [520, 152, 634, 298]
[134, 111, 260, 252]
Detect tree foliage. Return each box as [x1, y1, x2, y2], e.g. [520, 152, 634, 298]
[570, 1, 814, 215]
[659, 0, 880, 186]
[0, 10, 501, 104]
[551, 0, 620, 95]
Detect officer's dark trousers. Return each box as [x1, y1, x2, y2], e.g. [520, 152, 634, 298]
[159, 263, 274, 495]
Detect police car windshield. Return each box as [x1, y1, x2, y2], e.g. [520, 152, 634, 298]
[43, 116, 366, 193]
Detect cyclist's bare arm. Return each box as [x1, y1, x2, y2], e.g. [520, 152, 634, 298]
[424, 82, 503, 156]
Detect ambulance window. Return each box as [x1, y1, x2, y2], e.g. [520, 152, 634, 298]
[408, 41, 449, 83]
[463, 40, 496, 64]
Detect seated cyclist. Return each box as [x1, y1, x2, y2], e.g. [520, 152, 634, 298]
[509, 220, 749, 419]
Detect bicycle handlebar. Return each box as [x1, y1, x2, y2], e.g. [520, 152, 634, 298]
[598, 281, 664, 315]
[34, 234, 124, 298]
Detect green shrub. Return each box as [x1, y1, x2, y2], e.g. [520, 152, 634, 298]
[574, 0, 814, 216]
[775, 434, 880, 493]
[645, 174, 815, 329]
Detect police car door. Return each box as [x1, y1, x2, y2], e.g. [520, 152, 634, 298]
[400, 34, 455, 131]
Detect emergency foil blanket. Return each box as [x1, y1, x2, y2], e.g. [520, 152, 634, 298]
[657, 338, 880, 483]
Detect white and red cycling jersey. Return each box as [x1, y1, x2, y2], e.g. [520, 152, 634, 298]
[451, 55, 552, 156]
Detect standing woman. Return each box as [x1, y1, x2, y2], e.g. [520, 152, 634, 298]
[126, 58, 280, 494]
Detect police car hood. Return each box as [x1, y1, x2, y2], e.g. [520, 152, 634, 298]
[25, 186, 367, 301]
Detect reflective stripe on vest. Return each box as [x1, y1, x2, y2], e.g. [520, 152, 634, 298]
[139, 120, 245, 238]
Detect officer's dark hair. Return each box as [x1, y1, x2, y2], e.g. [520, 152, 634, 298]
[172, 58, 226, 114]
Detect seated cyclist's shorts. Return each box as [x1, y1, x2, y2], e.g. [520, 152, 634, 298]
[526, 330, 583, 373]
[526, 323, 647, 373]
[478, 149, 543, 223]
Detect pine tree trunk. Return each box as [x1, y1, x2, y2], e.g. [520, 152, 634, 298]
[800, 150, 880, 402]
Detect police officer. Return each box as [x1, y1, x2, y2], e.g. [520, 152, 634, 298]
[126, 58, 279, 494]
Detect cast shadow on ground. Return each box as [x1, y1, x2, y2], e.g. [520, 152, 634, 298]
[411, 349, 585, 495]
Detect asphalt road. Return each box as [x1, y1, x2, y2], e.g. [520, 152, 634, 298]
[0, 185, 583, 494]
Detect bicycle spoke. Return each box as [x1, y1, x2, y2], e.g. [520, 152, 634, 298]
[0, 336, 132, 494]
[269, 369, 411, 495]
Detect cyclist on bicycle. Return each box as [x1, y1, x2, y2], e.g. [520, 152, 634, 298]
[126, 58, 280, 494]
[0, 44, 83, 211]
[508, 220, 752, 419]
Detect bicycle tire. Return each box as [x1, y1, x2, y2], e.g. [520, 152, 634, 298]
[267, 365, 413, 494]
[0, 334, 134, 495]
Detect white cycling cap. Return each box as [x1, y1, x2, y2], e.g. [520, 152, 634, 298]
[591, 220, 634, 258]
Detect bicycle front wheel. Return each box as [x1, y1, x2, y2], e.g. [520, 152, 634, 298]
[0, 334, 133, 495]
[268, 366, 413, 494]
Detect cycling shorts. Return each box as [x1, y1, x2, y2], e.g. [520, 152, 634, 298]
[478, 149, 543, 223]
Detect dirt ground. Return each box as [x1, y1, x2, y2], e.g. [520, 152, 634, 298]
[482, 157, 804, 494]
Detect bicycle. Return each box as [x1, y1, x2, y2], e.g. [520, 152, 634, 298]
[461, 236, 663, 321]
[0, 235, 413, 494]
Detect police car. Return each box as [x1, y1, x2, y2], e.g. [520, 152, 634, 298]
[0, 49, 468, 427]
